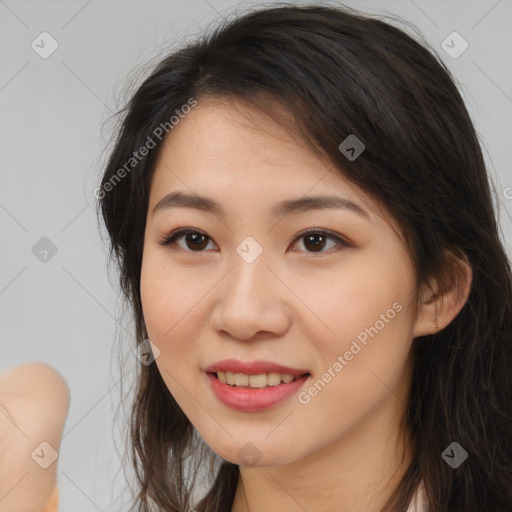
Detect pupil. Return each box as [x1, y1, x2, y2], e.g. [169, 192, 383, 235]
[305, 234, 325, 252]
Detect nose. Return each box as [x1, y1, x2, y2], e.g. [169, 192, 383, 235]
[209, 251, 291, 341]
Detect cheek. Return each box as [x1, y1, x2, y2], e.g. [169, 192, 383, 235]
[140, 247, 211, 350]
[292, 254, 416, 409]
[288, 302, 415, 462]
[140, 251, 208, 423]
[286, 252, 416, 355]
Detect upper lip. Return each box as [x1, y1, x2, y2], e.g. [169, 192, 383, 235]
[204, 359, 309, 377]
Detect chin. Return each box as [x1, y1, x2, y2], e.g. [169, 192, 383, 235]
[204, 437, 300, 468]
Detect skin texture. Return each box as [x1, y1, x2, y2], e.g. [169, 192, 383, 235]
[0, 363, 70, 512]
[140, 98, 472, 512]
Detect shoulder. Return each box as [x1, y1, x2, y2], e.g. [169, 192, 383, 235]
[406, 481, 427, 512]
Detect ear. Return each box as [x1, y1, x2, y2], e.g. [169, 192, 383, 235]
[413, 251, 473, 337]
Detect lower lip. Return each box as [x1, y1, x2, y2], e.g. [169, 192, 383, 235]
[206, 373, 310, 412]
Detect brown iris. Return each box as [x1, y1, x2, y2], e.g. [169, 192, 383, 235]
[303, 233, 327, 252]
[185, 232, 209, 250]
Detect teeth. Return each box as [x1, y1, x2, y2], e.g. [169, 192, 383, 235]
[267, 373, 282, 386]
[234, 373, 249, 386]
[216, 371, 299, 388]
[249, 373, 268, 388]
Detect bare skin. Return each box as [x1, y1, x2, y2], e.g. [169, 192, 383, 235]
[140, 97, 472, 512]
[0, 363, 70, 512]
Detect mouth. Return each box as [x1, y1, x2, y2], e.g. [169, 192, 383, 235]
[204, 359, 311, 411]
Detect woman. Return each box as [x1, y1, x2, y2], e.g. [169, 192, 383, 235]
[97, 4, 512, 511]
[0, 363, 69, 512]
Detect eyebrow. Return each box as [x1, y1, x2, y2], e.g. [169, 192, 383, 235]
[152, 191, 370, 220]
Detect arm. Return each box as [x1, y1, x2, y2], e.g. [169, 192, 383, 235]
[0, 363, 70, 512]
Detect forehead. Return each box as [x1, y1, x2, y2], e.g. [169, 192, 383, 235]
[157, 98, 326, 179]
[149, 98, 389, 224]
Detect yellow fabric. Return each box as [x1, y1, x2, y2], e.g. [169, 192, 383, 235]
[42, 486, 59, 512]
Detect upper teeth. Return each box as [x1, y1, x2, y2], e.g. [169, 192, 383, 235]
[217, 371, 296, 388]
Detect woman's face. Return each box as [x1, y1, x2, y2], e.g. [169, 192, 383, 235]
[140, 98, 425, 467]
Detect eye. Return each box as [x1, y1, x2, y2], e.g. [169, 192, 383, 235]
[159, 228, 350, 253]
[159, 228, 218, 252]
[290, 230, 350, 253]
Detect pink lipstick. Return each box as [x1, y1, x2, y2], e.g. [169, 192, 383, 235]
[204, 359, 310, 412]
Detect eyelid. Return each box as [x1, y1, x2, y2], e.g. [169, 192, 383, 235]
[292, 228, 351, 248]
[158, 227, 351, 252]
[158, 228, 217, 249]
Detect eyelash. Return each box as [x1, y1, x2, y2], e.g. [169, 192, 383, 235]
[158, 228, 351, 254]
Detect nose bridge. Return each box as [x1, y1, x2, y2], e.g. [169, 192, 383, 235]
[227, 234, 271, 297]
[226, 243, 273, 311]
[210, 242, 290, 339]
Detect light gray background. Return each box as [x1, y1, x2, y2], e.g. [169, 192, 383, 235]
[1, 0, 511, 510]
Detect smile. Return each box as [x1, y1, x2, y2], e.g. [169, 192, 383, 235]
[204, 359, 311, 412]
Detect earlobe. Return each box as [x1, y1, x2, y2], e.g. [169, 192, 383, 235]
[412, 254, 473, 338]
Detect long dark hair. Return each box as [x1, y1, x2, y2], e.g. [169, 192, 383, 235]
[97, 3, 512, 511]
